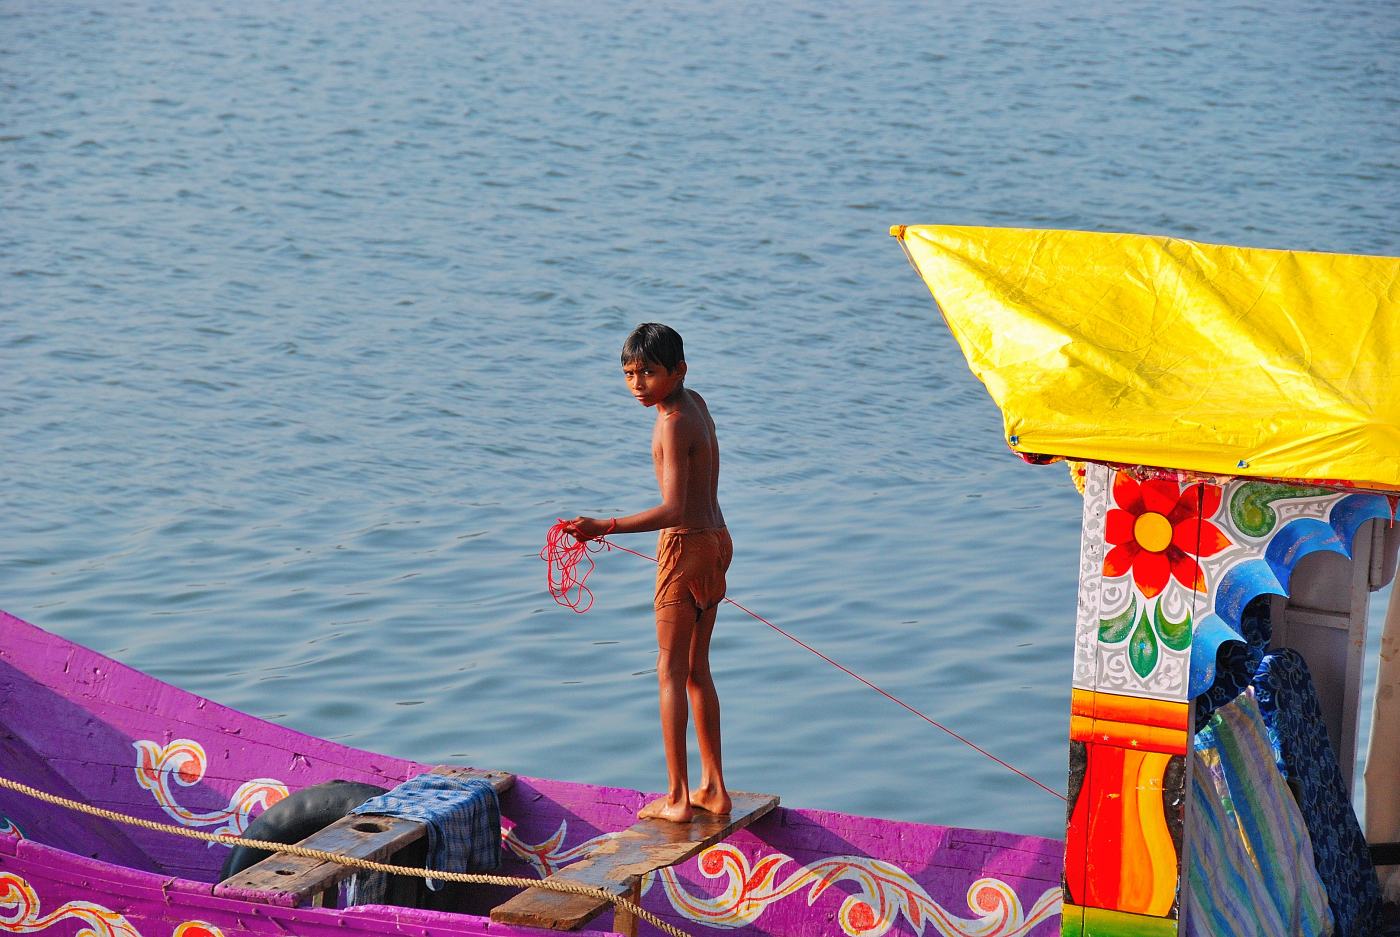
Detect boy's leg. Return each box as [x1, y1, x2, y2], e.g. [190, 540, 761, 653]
[638, 600, 700, 821]
[687, 602, 731, 814]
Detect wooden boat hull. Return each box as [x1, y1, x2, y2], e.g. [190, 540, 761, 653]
[0, 610, 1063, 937]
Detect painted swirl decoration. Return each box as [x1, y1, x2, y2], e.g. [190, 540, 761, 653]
[502, 820, 621, 877]
[133, 739, 287, 838]
[171, 923, 227, 937]
[0, 873, 142, 937]
[506, 822, 1058, 937]
[654, 844, 1060, 937]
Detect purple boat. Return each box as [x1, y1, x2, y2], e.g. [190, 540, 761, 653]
[0, 608, 1062, 937]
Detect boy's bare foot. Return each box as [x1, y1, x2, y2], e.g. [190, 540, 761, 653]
[638, 795, 693, 822]
[689, 785, 732, 815]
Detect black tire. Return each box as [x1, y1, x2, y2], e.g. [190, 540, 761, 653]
[218, 779, 389, 882]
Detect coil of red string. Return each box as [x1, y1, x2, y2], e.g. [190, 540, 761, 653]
[542, 518, 616, 613]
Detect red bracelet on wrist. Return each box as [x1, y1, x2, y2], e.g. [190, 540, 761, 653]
[605, 517, 617, 535]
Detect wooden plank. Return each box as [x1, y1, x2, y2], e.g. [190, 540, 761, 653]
[424, 766, 516, 794]
[220, 767, 514, 905]
[490, 791, 779, 931]
[610, 882, 641, 937]
[219, 812, 426, 898]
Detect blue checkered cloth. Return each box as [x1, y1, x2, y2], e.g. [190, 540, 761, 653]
[349, 774, 501, 890]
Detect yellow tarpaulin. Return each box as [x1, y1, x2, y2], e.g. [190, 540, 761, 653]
[893, 225, 1400, 491]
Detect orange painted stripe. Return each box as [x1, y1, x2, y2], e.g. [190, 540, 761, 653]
[1116, 749, 1153, 914]
[1070, 715, 1188, 755]
[1137, 751, 1178, 917]
[1070, 688, 1096, 718]
[1071, 689, 1188, 731]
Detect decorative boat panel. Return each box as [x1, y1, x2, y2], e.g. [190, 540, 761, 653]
[1063, 463, 1394, 936]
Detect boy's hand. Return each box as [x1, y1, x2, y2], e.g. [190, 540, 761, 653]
[566, 516, 610, 542]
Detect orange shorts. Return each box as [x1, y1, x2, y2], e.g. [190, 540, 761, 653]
[654, 527, 733, 613]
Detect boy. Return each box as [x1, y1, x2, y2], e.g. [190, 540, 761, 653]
[566, 323, 733, 822]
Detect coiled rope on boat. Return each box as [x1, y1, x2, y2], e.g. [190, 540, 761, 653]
[0, 773, 697, 937]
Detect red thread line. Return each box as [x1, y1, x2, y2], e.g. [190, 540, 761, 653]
[543, 521, 1065, 801]
[541, 518, 616, 613]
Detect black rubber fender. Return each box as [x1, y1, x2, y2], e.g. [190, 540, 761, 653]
[218, 779, 389, 882]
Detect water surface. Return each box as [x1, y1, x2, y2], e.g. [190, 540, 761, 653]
[3, 0, 1397, 839]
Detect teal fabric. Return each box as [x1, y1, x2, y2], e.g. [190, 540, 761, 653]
[1187, 749, 1288, 937]
[1197, 693, 1333, 936]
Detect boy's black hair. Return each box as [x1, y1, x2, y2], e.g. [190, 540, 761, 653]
[621, 323, 685, 373]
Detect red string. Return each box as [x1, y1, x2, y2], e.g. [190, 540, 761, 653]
[542, 519, 616, 613]
[542, 523, 1066, 802]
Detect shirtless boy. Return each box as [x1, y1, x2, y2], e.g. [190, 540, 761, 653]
[566, 323, 732, 822]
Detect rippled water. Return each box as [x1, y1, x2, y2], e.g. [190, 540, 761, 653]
[3, 1, 1397, 840]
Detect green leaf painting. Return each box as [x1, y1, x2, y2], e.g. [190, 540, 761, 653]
[1229, 482, 1334, 537]
[1155, 602, 1192, 651]
[1100, 596, 1138, 644]
[1129, 609, 1159, 678]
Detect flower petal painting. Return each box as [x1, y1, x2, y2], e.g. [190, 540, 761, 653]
[1103, 474, 1231, 599]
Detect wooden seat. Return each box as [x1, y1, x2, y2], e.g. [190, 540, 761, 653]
[490, 791, 779, 935]
[219, 766, 515, 907]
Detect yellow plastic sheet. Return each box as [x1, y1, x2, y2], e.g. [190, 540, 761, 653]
[893, 225, 1400, 491]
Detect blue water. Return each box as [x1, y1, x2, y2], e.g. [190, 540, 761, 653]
[3, 1, 1397, 840]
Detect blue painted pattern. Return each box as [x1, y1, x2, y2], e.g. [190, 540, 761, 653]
[1195, 596, 1272, 732]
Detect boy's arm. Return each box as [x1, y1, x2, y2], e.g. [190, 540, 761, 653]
[568, 417, 689, 540]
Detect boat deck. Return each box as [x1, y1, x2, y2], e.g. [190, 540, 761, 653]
[491, 791, 779, 934]
[225, 761, 784, 929]
[224, 764, 777, 935]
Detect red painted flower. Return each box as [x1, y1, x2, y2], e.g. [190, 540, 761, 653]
[1103, 473, 1230, 598]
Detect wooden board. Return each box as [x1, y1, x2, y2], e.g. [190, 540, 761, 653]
[220, 767, 514, 905]
[490, 791, 779, 931]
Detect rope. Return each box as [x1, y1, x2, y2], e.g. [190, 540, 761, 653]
[543, 518, 616, 613]
[545, 522, 1066, 802]
[0, 774, 694, 937]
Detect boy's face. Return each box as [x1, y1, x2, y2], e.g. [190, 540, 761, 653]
[623, 358, 686, 407]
